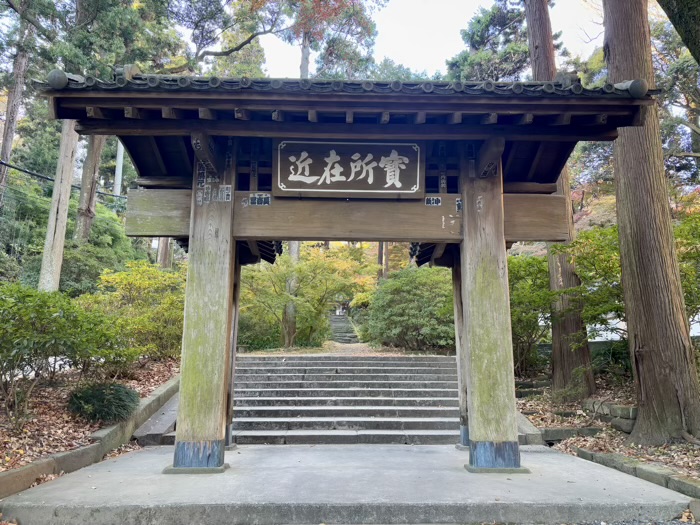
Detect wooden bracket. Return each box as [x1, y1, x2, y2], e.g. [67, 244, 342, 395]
[191, 132, 224, 174]
[476, 137, 505, 179]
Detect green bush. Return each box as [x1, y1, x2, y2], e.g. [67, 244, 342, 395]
[68, 382, 140, 423]
[0, 283, 126, 428]
[365, 266, 454, 351]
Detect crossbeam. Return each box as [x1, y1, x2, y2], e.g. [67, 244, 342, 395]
[125, 190, 569, 243]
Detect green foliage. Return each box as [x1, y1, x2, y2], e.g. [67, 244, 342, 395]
[365, 266, 454, 351]
[508, 255, 554, 376]
[68, 382, 139, 423]
[78, 261, 187, 360]
[590, 340, 631, 379]
[240, 244, 378, 349]
[0, 283, 124, 428]
[0, 252, 21, 283]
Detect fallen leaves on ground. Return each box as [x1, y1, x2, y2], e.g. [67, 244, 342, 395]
[103, 439, 142, 460]
[517, 388, 593, 429]
[0, 359, 178, 473]
[556, 427, 700, 481]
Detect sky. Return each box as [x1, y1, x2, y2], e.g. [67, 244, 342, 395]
[259, 0, 606, 79]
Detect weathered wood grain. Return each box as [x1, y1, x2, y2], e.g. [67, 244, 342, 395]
[459, 151, 520, 469]
[174, 145, 237, 470]
[125, 191, 569, 242]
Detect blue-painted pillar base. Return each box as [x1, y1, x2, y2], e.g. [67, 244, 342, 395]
[465, 441, 530, 474]
[455, 424, 470, 450]
[165, 440, 227, 474]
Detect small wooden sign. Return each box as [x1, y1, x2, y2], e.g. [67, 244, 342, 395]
[273, 141, 424, 199]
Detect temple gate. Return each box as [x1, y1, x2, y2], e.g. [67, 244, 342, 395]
[40, 69, 652, 473]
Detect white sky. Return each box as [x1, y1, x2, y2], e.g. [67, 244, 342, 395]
[259, 0, 605, 78]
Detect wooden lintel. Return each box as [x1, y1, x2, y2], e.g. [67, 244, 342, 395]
[162, 107, 184, 119]
[191, 132, 223, 174]
[125, 190, 569, 242]
[380, 111, 390, 124]
[552, 113, 572, 125]
[75, 120, 620, 142]
[476, 137, 506, 178]
[430, 243, 447, 266]
[199, 108, 217, 120]
[503, 182, 558, 194]
[125, 107, 145, 119]
[235, 108, 250, 121]
[448, 112, 462, 125]
[247, 240, 261, 258]
[135, 176, 191, 188]
[514, 113, 534, 125]
[272, 110, 284, 122]
[481, 113, 498, 125]
[415, 111, 427, 124]
[346, 111, 354, 124]
[578, 113, 608, 125]
[86, 106, 107, 119]
[307, 110, 318, 122]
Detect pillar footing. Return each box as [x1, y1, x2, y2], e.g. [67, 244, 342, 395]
[163, 463, 230, 475]
[173, 439, 226, 470]
[465, 464, 530, 474]
[467, 440, 525, 472]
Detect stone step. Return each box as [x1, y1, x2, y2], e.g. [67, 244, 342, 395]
[234, 388, 457, 398]
[236, 356, 456, 363]
[233, 406, 460, 418]
[231, 429, 460, 445]
[233, 396, 459, 407]
[231, 417, 459, 431]
[234, 381, 459, 389]
[133, 394, 178, 446]
[235, 373, 459, 382]
[235, 366, 458, 375]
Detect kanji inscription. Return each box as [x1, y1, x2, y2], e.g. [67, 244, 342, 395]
[274, 141, 424, 199]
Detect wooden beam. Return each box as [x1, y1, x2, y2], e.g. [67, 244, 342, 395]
[481, 113, 498, 125]
[477, 137, 506, 178]
[76, 120, 620, 142]
[162, 107, 184, 119]
[526, 143, 546, 181]
[235, 108, 250, 121]
[272, 109, 284, 122]
[199, 108, 217, 120]
[191, 132, 223, 174]
[415, 111, 427, 124]
[430, 243, 447, 265]
[514, 113, 534, 125]
[86, 106, 107, 119]
[135, 177, 191, 188]
[380, 111, 390, 124]
[125, 191, 569, 242]
[124, 107, 145, 119]
[448, 112, 462, 125]
[307, 110, 317, 122]
[172, 140, 237, 471]
[503, 182, 558, 194]
[459, 153, 522, 471]
[552, 113, 572, 125]
[346, 111, 354, 124]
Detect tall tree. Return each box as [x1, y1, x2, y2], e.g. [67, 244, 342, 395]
[654, 0, 700, 65]
[75, 135, 107, 242]
[603, 0, 700, 445]
[523, 0, 594, 397]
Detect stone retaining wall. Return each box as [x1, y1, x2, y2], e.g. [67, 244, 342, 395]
[0, 375, 179, 500]
[582, 398, 637, 434]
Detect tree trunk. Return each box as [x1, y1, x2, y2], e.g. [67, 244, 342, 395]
[283, 240, 299, 348]
[300, 31, 311, 79]
[604, 0, 700, 444]
[114, 140, 124, 196]
[75, 135, 106, 242]
[384, 242, 390, 276]
[38, 120, 79, 292]
[524, 0, 594, 396]
[377, 241, 384, 279]
[655, 0, 700, 65]
[157, 237, 171, 268]
[0, 18, 33, 210]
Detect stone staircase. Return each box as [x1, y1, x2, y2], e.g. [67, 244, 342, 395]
[329, 314, 360, 343]
[231, 355, 459, 444]
[134, 354, 543, 446]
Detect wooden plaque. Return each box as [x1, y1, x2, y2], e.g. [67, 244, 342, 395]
[273, 140, 425, 199]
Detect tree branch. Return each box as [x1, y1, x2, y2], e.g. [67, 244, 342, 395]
[3, 0, 57, 41]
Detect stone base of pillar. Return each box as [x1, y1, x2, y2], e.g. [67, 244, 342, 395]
[172, 440, 226, 470]
[163, 464, 230, 474]
[464, 440, 529, 473]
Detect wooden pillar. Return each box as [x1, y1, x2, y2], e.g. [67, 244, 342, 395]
[169, 140, 237, 472]
[225, 253, 242, 447]
[452, 257, 469, 447]
[459, 142, 525, 472]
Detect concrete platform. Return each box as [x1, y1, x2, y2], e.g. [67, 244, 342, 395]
[0, 445, 690, 524]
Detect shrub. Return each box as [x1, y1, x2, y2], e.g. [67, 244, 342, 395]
[68, 382, 140, 423]
[0, 283, 125, 428]
[365, 266, 454, 351]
